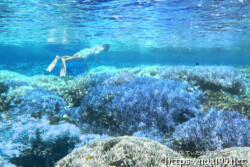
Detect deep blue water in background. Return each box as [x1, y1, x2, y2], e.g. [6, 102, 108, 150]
[0, 0, 250, 74]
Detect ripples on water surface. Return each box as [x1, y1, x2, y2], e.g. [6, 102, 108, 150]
[0, 0, 249, 65]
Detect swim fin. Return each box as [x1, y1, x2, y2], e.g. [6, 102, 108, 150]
[46, 55, 60, 72]
[60, 58, 66, 77]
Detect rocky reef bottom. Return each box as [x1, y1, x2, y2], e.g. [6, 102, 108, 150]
[0, 65, 249, 167]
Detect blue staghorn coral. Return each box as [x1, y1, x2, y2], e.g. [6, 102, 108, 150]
[167, 109, 250, 153]
[67, 76, 203, 136]
[0, 115, 83, 167]
[8, 88, 66, 119]
[159, 66, 247, 94]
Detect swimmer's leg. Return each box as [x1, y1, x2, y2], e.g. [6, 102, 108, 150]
[95, 54, 100, 64]
[60, 58, 67, 77]
[61, 56, 72, 61]
[46, 55, 60, 72]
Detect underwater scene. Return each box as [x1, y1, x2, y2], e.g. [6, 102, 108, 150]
[0, 0, 249, 167]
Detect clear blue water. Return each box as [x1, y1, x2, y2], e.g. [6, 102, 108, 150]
[0, 1, 249, 167]
[0, 0, 250, 69]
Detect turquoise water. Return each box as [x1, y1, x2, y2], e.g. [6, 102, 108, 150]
[0, 1, 249, 167]
[0, 0, 250, 68]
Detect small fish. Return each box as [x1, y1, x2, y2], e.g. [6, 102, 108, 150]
[87, 156, 94, 160]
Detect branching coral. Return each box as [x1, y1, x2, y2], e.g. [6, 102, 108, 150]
[103, 72, 137, 85]
[8, 88, 66, 120]
[201, 90, 250, 117]
[0, 70, 67, 97]
[0, 115, 84, 167]
[0, 80, 32, 112]
[63, 72, 113, 107]
[68, 76, 203, 136]
[167, 109, 250, 153]
[159, 66, 247, 94]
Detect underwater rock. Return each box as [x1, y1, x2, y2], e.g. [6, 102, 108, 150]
[159, 66, 247, 94]
[0, 115, 84, 167]
[69, 77, 203, 136]
[168, 109, 250, 153]
[8, 88, 66, 121]
[55, 136, 183, 167]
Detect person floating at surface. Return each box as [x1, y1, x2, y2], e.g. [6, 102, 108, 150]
[46, 44, 110, 77]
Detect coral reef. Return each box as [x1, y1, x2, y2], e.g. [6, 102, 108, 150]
[159, 66, 247, 94]
[88, 65, 120, 74]
[86, 65, 247, 95]
[69, 76, 202, 135]
[132, 129, 165, 143]
[197, 147, 250, 166]
[79, 134, 109, 145]
[63, 72, 113, 107]
[55, 136, 183, 167]
[0, 80, 32, 112]
[0, 65, 249, 166]
[0, 70, 26, 81]
[201, 90, 250, 117]
[63, 74, 91, 107]
[0, 71, 68, 112]
[28, 75, 67, 96]
[168, 109, 250, 153]
[128, 65, 161, 77]
[0, 156, 16, 167]
[103, 72, 137, 85]
[238, 66, 250, 98]
[56, 136, 250, 167]
[8, 88, 66, 121]
[0, 71, 67, 94]
[0, 115, 83, 167]
[1, 80, 29, 88]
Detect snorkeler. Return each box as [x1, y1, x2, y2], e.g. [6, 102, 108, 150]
[46, 44, 110, 77]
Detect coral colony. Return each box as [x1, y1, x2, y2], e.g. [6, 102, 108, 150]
[0, 66, 249, 166]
